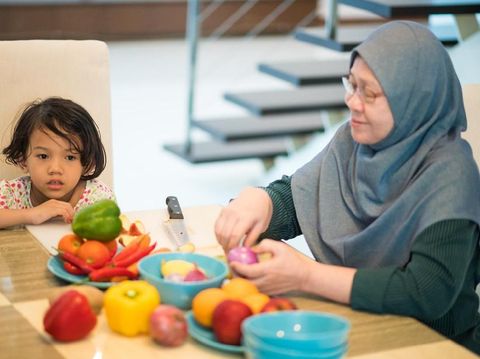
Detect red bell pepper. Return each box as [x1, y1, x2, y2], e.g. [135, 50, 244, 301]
[43, 290, 97, 342]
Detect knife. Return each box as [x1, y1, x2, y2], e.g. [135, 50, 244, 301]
[165, 196, 191, 248]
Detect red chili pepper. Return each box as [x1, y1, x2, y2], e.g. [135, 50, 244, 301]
[111, 241, 141, 263]
[89, 267, 138, 282]
[60, 251, 94, 274]
[63, 261, 85, 275]
[113, 243, 156, 268]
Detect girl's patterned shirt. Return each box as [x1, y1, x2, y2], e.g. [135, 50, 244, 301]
[0, 176, 115, 211]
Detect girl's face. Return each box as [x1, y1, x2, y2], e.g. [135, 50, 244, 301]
[345, 57, 394, 145]
[23, 128, 84, 204]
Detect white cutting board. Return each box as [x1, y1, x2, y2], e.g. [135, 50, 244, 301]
[27, 205, 224, 256]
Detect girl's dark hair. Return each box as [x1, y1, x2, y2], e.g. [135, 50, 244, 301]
[2, 97, 106, 181]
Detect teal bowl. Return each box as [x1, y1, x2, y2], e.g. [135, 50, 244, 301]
[138, 252, 228, 310]
[244, 334, 347, 359]
[242, 311, 350, 350]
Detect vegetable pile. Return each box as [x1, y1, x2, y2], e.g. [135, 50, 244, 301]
[56, 200, 156, 283]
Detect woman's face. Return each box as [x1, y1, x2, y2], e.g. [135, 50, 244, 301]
[345, 57, 394, 145]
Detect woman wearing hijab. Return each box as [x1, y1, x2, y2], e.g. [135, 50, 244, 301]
[215, 21, 480, 353]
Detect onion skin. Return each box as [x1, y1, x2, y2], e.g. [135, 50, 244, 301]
[227, 246, 258, 265]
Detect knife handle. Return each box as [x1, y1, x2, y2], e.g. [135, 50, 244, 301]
[166, 196, 184, 219]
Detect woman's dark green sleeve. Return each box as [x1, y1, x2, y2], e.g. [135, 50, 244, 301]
[351, 219, 480, 339]
[261, 175, 302, 240]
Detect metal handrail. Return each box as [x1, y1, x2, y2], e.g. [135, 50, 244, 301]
[183, 0, 324, 155]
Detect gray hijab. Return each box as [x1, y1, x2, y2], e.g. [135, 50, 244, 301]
[291, 21, 480, 268]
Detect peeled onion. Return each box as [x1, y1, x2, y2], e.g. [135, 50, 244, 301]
[227, 246, 258, 265]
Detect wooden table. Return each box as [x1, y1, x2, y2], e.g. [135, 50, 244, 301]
[0, 223, 477, 358]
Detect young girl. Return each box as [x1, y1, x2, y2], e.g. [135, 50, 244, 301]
[0, 97, 115, 229]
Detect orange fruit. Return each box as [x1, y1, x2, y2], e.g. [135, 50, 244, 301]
[58, 233, 84, 255]
[192, 288, 228, 328]
[222, 278, 259, 300]
[241, 292, 270, 314]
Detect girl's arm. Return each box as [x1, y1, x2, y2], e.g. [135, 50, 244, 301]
[0, 200, 75, 229]
[0, 208, 34, 229]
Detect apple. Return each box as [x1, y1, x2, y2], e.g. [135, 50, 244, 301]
[260, 297, 297, 313]
[212, 299, 252, 345]
[227, 246, 258, 265]
[128, 221, 144, 236]
[149, 305, 188, 347]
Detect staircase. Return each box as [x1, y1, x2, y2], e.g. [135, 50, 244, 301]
[164, 0, 480, 164]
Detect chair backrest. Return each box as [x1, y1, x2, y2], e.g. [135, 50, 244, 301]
[462, 84, 480, 168]
[0, 40, 113, 188]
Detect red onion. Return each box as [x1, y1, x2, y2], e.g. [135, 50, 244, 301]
[184, 268, 208, 282]
[149, 305, 188, 347]
[227, 246, 258, 265]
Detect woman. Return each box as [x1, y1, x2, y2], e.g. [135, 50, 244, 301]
[215, 21, 480, 353]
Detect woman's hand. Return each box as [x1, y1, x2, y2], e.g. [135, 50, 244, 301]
[27, 199, 75, 224]
[231, 239, 357, 303]
[215, 187, 273, 251]
[230, 239, 312, 296]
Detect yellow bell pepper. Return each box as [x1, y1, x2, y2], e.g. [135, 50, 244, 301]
[104, 280, 160, 336]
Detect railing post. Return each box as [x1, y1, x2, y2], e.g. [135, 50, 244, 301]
[325, 0, 338, 39]
[185, 0, 201, 154]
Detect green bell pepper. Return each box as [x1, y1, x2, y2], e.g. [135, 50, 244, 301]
[72, 199, 122, 241]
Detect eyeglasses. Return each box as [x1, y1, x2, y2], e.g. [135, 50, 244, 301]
[342, 76, 383, 104]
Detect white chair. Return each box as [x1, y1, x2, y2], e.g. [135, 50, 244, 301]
[0, 40, 114, 188]
[462, 84, 480, 168]
[461, 84, 480, 304]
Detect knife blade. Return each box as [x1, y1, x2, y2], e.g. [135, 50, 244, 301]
[165, 196, 191, 248]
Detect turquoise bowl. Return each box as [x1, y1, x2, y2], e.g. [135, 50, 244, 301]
[244, 334, 348, 359]
[138, 252, 228, 310]
[242, 311, 350, 351]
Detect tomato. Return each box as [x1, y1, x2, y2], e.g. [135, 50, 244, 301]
[77, 240, 111, 269]
[103, 239, 118, 258]
[58, 234, 84, 255]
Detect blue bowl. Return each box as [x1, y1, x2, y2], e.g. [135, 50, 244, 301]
[244, 334, 347, 359]
[138, 252, 228, 309]
[242, 311, 350, 350]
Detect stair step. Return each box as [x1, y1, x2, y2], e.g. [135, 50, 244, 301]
[339, 0, 480, 18]
[224, 84, 346, 116]
[258, 59, 350, 86]
[163, 138, 289, 163]
[295, 22, 458, 52]
[193, 112, 326, 141]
